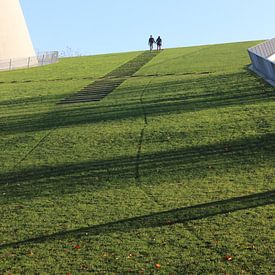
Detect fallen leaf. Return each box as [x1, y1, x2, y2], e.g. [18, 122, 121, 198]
[127, 253, 134, 259]
[74, 245, 81, 250]
[224, 255, 233, 261]
[247, 244, 256, 250]
[28, 250, 34, 257]
[155, 263, 161, 269]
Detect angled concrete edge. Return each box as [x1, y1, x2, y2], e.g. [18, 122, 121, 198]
[247, 38, 275, 87]
[249, 64, 275, 87]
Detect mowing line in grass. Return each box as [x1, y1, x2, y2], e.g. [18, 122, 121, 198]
[133, 79, 165, 208]
[13, 130, 54, 169]
[135, 81, 151, 182]
[133, 75, 227, 258]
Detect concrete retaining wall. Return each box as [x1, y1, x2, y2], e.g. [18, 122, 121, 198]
[248, 39, 275, 86]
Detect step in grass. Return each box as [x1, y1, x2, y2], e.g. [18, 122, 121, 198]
[59, 51, 160, 104]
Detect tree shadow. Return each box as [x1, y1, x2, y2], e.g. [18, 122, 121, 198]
[0, 77, 88, 85]
[0, 94, 62, 107]
[0, 133, 273, 199]
[0, 70, 211, 87]
[0, 71, 273, 135]
[0, 190, 274, 249]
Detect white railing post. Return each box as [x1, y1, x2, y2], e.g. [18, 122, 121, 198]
[27, 57, 31, 68]
[41, 54, 45, 66]
[51, 53, 54, 64]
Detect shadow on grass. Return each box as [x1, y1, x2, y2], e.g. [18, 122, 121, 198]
[0, 76, 98, 86]
[0, 190, 274, 249]
[0, 94, 63, 107]
[0, 133, 273, 198]
[1, 71, 273, 134]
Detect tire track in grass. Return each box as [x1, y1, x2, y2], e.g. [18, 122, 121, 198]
[134, 79, 167, 208]
[12, 105, 60, 170]
[183, 222, 233, 262]
[134, 47, 212, 189]
[13, 128, 56, 169]
[134, 75, 233, 261]
[11, 53, 161, 172]
[9, 54, 155, 169]
[133, 78, 215, 256]
[9, 126, 57, 187]
[135, 82, 149, 182]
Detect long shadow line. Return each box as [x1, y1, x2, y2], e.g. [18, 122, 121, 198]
[1, 79, 272, 134]
[0, 70, 215, 88]
[135, 128, 145, 182]
[13, 130, 54, 169]
[10, 104, 62, 170]
[0, 190, 273, 249]
[0, 70, 266, 111]
[0, 70, 255, 108]
[0, 133, 273, 187]
[134, 79, 164, 207]
[2, 92, 270, 134]
[135, 81, 151, 182]
[0, 72, 215, 108]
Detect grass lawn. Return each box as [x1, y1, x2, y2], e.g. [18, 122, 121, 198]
[0, 41, 274, 274]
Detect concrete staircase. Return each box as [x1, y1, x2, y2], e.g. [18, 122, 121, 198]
[58, 51, 160, 104]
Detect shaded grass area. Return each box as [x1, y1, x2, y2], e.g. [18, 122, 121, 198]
[0, 41, 274, 274]
[0, 133, 273, 192]
[1, 71, 273, 134]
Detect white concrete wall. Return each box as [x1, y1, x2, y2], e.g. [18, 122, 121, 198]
[267, 53, 275, 63]
[0, 0, 36, 60]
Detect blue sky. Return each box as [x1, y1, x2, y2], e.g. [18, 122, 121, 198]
[21, 0, 275, 55]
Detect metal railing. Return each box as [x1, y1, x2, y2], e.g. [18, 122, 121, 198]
[248, 38, 275, 86]
[0, 51, 59, 71]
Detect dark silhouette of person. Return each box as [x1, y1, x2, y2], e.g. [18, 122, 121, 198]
[148, 35, 156, 51]
[156, 36, 162, 51]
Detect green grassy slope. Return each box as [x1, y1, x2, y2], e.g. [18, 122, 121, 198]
[0, 41, 274, 274]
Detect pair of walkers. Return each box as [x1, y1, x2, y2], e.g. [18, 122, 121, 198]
[148, 35, 162, 51]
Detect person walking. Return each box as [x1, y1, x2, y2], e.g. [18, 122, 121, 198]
[156, 36, 162, 51]
[148, 35, 155, 51]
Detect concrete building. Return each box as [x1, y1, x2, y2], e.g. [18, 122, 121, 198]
[248, 38, 275, 86]
[0, 0, 36, 60]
